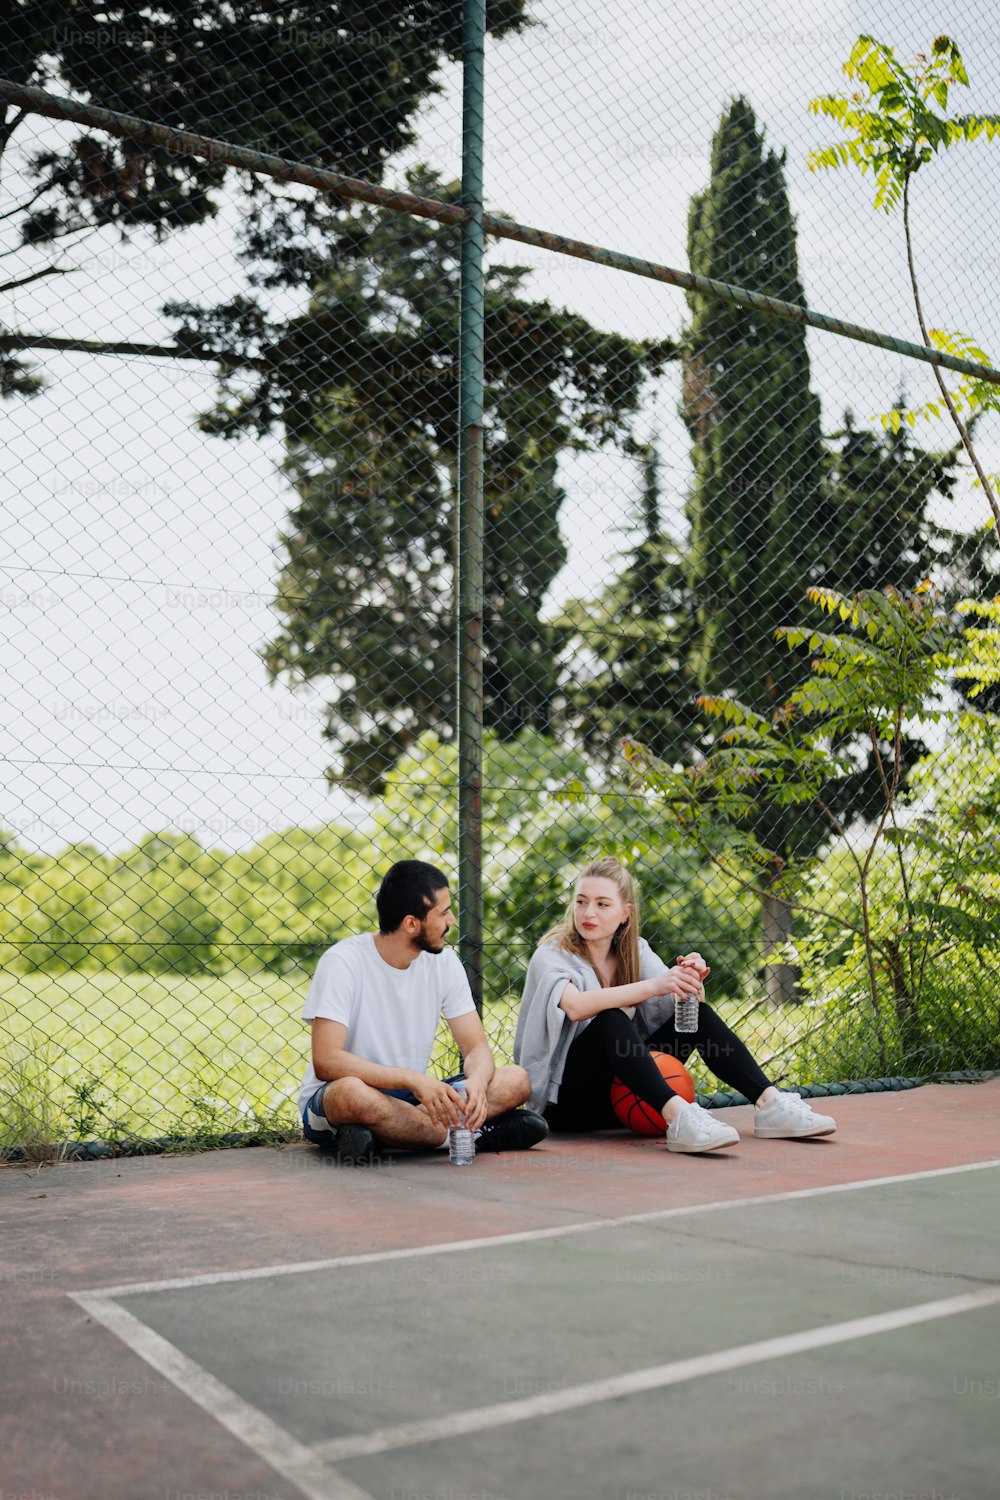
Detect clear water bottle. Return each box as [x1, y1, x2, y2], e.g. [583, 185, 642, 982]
[449, 1081, 476, 1166]
[673, 994, 699, 1033]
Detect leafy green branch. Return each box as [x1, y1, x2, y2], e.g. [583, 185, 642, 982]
[620, 584, 974, 1065]
[808, 35, 1000, 545]
[953, 597, 1000, 696]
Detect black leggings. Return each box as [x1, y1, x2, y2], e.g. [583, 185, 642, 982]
[544, 1004, 772, 1133]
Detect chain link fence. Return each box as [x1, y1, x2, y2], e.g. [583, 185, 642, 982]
[1, 0, 998, 1154]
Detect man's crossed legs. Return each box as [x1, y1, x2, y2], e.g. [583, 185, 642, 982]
[303, 1065, 547, 1161]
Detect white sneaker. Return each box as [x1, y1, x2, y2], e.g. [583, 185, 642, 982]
[666, 1102, 740, 1154]
[754, 1091, 837, 1139]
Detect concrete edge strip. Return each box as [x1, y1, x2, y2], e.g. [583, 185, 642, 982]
[71, 1292, 376, 1500]
[83, 1157, 1000, 1299]
[316, 1284, 1000, 1462]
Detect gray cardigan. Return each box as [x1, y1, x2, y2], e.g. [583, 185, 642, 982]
[513, 938, 674, 1114]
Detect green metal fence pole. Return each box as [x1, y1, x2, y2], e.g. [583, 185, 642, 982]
[457, 0, 486, 1010]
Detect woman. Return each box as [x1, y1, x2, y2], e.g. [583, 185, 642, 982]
[514, 856, 836, 1153]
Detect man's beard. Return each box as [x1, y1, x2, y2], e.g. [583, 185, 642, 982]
[413, 924, 445, 955]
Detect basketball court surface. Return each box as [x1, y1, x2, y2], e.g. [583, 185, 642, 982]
[3, 1079, 999, 1500]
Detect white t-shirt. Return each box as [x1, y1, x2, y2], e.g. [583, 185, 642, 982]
[296, 933, 476, 1113]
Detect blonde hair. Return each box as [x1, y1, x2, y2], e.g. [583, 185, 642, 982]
[542, 856, 642, 986]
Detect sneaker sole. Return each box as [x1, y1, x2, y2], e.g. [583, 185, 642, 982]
[754, 1123, 837, 1139]
[666, 1134, 740, 1153]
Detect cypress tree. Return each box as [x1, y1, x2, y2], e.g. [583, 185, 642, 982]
[682, 98, 827, 1002]
[683, 97, 824, 711]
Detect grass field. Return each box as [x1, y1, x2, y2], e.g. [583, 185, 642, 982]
[0, 968, 824, 1149]
[0, 969, 312, 1146]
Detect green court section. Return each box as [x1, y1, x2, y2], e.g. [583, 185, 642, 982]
[337, 1308, 999, 1500]
[114, 1167, 1000, 1500]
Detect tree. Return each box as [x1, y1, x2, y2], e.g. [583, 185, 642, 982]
[107, 833, 221, 974]
[171, 168, 672, 792]
[220, 824, 372, 969]
[819, 410, 1000, 715]
[2, 842, 109, 972]
[557, 441, 697, 764]
[819, 411, 951, 591]
[0, 0, 531, 391]
[683, 98, 826, 714]
[680, 97, 833, 1001]
[1, 4, 675, 804]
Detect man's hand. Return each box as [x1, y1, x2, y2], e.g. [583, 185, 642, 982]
[410, 1074, 468, 1131]
[461, 1074, 489, 1132]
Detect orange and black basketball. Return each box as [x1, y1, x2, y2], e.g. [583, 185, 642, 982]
[610, 1050, 697, 1135]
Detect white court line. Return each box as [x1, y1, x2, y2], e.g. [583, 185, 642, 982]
[317, 1284, 1000, 1463]
[72, 1292, 377, 1500]
[87, 1157, 1000, 1299]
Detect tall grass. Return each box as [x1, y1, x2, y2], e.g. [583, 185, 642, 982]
[0, 1033, 66, 1162]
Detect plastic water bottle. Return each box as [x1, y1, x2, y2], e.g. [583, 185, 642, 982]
[673, 993, 699, 1033]
[448, 1081, 476, 1166]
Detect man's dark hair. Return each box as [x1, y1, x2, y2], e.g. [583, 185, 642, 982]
[376, 860, 449, 934]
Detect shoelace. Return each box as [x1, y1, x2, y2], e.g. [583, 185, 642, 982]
[779, 1091, 814, 1115]
[687, 1103, 723, 1135]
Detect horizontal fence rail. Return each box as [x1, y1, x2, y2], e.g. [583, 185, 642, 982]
[2, 79, 998, 388]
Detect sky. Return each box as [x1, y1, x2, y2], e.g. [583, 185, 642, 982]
[1, 0, 998, 854]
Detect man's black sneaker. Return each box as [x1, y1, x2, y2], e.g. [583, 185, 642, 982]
[334, 1125, 380, 1165]
[475, 1109, 548, 1154]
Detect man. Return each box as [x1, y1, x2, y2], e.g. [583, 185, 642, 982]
[297, 859, 548, 1163]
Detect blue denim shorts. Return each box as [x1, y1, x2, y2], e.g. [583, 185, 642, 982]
[301, 1074, 466, 1145]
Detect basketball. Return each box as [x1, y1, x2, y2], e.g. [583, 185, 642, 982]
[611, 1051, 697, 1135]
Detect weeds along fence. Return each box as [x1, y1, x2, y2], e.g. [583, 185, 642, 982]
[1, 1, 999, 1152]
